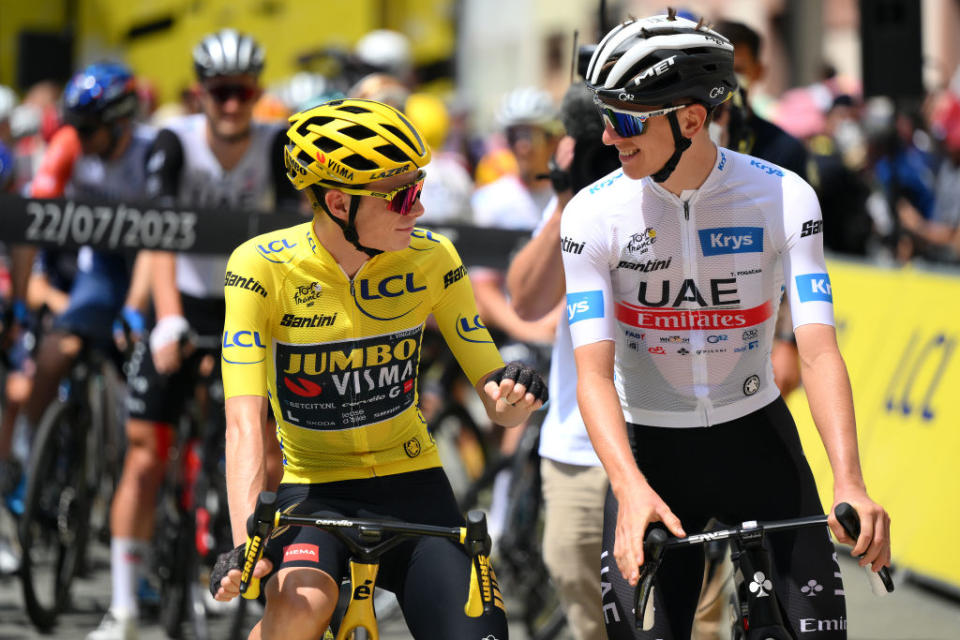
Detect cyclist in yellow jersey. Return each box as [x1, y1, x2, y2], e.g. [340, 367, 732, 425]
[211, 99, 547, 640]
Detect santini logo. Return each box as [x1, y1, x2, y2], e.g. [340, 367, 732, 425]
[561, 236, 585, 254]
[795, 273, 833, 303]
[566, 290, 603, 324]
[698, 227, 763, 256]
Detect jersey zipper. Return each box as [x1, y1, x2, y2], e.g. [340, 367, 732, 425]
[345, 262, 375, 469]
[680, 197, 710, 424]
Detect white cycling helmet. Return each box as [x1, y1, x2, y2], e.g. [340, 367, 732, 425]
[586, 10, 737, 182]
[355, 29, 413, 77]
[0, 85, 17, 124]
[586, 11, 736, 108]
[495, 87, 559, 129]
[193, 28, 265, 79]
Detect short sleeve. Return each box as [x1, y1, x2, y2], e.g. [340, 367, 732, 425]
[221, 241, 272, 398]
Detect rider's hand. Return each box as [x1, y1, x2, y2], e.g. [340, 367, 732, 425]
[483, 361, 548, 414]
[829, 489, 891, 572]
[210, 543, 274, 602]
[112, 306, 146, 353]
[149, 314, 189, 374]
[613, 483, 685, 586]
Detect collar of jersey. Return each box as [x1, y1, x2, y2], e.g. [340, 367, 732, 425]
[644, 144, 728, 206]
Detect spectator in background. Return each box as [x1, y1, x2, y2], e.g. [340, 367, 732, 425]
[404, 92, 474, 224]
[469, 87, 562, 541]
[716, 20, 810, 398]
[0, 86, 17, 192]
[507, 81, 621, 640]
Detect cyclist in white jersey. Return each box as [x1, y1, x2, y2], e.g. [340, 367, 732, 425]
[91, 30, 297, 640]
[561, 13, 890, 639]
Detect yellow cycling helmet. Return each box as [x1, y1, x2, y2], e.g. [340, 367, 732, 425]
[284, 98, 431, 256]
[285, 98, 430, 189]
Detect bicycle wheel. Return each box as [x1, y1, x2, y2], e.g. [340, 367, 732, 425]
[156, 488, 193, 639]
[19, 398, 91, 631]
[430, 404, 489, 504]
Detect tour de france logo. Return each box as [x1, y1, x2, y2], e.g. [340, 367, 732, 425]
[293, 281, 323, 306]
[403, 437, 421, 458]
[626, 228, 657, 254]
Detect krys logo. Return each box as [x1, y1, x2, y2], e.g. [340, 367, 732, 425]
[699, 227, 763, 256]
[456, 314, 493, 343]
[795, 273, 833, 303]
[352, 273, 426, 321]
[222, 330, 265, 365]
[256, 238, 296, 263]
[566, 290, 604, 324]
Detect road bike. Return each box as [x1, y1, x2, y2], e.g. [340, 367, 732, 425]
[635, 503, 894, 639]
[238, 491, 500, 640]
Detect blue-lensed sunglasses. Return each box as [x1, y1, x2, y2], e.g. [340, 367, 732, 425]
[593, 97, 689, 137]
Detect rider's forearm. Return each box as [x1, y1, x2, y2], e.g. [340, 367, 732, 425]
[225, 396, 269, 547]
[10, 246, 37, 302]
[505, 204, 567, 321]
[796, 325, 865, 492]
[151, 251, 183, 318]
[123, 251, 153, 310]
[576, 367, 647, 498]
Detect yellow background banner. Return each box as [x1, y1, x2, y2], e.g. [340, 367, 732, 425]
[787, 259, 960, 589]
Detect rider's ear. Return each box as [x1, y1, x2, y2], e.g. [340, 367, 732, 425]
[679, 103, 709, 138]
[324, 190, 351, 221]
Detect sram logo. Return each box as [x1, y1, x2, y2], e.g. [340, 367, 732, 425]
[698, 227, 763, 256]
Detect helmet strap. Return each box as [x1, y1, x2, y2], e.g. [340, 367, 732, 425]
[310, 186, 383, 258]
[651, 111, 693, 183]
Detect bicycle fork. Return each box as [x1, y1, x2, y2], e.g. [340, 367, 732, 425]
[337, 560, 380, 640]
[730, 532, 793, 640]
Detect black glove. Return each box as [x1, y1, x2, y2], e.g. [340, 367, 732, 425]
[486, 361, 548, 405]
[209, 543, 246, 598]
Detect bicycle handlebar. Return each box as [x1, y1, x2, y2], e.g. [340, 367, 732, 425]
[238, 491, 497, 616]
[634, 502, 894, 631]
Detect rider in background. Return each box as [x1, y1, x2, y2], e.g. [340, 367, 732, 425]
[564, 12, 890, 638]
[90, 29, 297, 639]
[0, 63, 153, 520]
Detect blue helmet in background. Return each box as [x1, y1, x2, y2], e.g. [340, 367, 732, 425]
[63, 62, 139, 130]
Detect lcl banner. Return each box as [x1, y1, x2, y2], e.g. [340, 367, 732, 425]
[788, 259, 960, 593]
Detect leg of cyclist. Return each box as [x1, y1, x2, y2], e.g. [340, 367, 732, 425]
[377, 469, 509, 640]
[89, 338, 190, 639]
[541, 458, 609, 640]
[255, 567, 340, 640]
[600, 487, 708, 640]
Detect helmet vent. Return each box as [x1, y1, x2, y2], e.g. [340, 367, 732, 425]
[375, 144, 409, 163]
[340, 154, 378, 170]
[381, 124, 416, 152]
[298, 116, 332, 136]
[315, 137, 341, 152]
[337, 104, 372, 114]
[339, 124, 377, 140]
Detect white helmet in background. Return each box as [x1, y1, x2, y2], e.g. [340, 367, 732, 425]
[0, 85, 18, 124]
[355, 29, 413, 77]
[495, 87, 559, 129]
[193, 28, 265, 79]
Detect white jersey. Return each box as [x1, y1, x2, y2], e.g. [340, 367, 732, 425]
[560, 148, 834, 427]
[533, 197, 602, 467]
[161, 114, 281, 298]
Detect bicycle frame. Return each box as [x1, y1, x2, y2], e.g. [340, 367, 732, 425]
[239, 491, 499, 640]
[634, 504, 894, 639]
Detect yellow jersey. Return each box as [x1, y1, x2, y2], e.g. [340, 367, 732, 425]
[222, 221, 504, 484]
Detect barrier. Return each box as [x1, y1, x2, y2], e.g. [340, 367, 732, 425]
[787, 258, 960, 591]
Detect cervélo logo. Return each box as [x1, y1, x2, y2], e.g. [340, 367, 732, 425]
[698, 227, 763, 256]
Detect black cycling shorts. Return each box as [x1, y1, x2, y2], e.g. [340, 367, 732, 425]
[266, 468, 509, 640]
[601, 397, 847, 639]
[125, 294, 223, 423]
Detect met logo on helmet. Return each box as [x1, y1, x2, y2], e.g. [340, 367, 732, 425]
[633, 55, 676, 85]
[698, 227, 763, 256]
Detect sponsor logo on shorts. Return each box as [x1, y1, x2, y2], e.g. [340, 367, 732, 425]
[283, 543, 319, 563]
